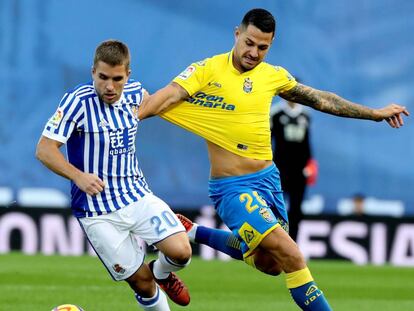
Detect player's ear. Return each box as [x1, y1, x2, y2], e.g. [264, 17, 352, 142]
[91, 66, 96, 76]
[234, 26, 241, 40]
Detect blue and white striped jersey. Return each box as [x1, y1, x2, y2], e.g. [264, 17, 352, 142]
[42, 80, 152, 217]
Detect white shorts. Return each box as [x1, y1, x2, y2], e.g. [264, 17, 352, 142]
[79, 193, 185, 281]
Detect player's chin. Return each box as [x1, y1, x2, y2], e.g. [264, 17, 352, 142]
[242, 60, 258, 70]
[103, 95, 119, 104]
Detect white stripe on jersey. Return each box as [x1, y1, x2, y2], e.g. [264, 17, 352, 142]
[42, 80, 151, 217]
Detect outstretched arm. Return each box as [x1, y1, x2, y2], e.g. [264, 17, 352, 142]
[138, 82, 189, 120]
[280, 83, 409, 128]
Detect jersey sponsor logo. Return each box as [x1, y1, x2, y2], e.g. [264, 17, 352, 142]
[108, 127, 136, 156]
[243, 78, 253, 93]
[186, 91, 235, 111]
[47, 108, 64, 128]
[177, 65, 196, 80]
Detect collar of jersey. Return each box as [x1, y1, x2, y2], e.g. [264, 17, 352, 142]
[228, 49, 262, 76]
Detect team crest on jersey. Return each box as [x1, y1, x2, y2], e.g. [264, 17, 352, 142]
[243, 78, 253, 93]
[178, 65, 196, 80]
[131, 105, 139, 119]
[47, 108, 63, 128]
[259, 207, 276, 223]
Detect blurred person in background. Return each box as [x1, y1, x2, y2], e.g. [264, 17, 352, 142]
[36, 40, 191, 311]
[270, 83, 318, 241]
[139, 8, 408, 311]
[352, 193, 366, 216]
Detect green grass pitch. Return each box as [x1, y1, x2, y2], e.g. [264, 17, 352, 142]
[1, 253, 413, 310]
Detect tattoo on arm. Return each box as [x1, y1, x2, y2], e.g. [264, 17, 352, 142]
[280, 84, 379, 121]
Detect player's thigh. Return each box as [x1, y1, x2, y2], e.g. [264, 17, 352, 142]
[260, 226, 306, 273]
[79, 216, 144, 281]
[132, 194, 190, 257]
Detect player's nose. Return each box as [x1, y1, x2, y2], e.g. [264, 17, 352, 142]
[249, 47, 259, 58]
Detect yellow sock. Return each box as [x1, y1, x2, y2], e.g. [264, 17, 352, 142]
[285, 267, 313, 289]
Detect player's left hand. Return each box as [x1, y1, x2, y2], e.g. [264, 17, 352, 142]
[376, 104, 409, 128]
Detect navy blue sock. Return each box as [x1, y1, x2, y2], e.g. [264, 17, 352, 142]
[195, 226, 243, 260]
[286, 268, 332, 310]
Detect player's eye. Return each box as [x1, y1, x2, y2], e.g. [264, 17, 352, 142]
[258, 45, 268, 51]
[113, 76, 124, 82]
[246, 41, 254, 46]
[99, 74, 108, 80]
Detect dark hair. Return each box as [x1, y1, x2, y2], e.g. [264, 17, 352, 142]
[93, 39, 130, 71]
[241, 8, 276, 35]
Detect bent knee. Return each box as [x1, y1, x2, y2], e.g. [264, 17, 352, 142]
[170, 243, 192, 264]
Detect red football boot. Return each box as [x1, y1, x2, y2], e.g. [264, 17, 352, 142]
[149, 260, 190, 306]
[176, 213, 194, 233]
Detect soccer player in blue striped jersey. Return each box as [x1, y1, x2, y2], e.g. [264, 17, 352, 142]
[36, 40, 191, 311]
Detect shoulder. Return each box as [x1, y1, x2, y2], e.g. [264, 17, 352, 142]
[69, 82, 95, 99]
[191, 52, 228, 71]
[58, 82, 94, 107]
[124, 79, 144, 95]
[262, 63, 294, 77]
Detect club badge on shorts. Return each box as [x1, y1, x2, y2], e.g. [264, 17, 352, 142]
[259, 207, 276, 223]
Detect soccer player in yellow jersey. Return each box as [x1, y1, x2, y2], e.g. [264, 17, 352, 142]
[139, 8, 409, 310]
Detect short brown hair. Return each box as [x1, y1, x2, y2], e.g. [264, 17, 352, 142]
[93, 39, 130, 71]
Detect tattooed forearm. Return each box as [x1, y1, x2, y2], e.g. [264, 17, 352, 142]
[280, 84, 380, 121]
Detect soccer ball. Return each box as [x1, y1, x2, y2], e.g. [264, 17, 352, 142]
[51, 304, 84, 311]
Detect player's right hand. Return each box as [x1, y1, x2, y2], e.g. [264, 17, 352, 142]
[375, 104, 409, 128]
[73, 172, 105, 196]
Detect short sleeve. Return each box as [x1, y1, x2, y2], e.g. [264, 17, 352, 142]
[172, 58, 210, 96]
[273, 66, 297, 94]
[42, 92, 83, 143]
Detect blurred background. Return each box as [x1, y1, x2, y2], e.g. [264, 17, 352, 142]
[0, 0, 413, 263]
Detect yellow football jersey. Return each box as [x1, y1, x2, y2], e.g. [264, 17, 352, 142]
[160, 50, 297, 160]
